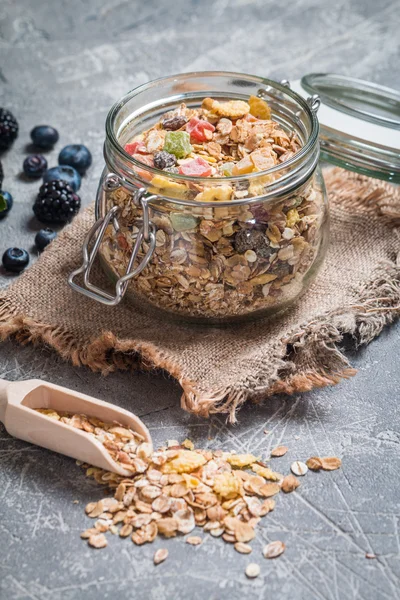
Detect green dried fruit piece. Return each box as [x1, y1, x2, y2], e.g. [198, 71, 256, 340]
[170, 213, 199, 232]
[164, 131, 192, 159]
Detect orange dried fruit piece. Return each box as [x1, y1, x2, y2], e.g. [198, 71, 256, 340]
[250, 149, 275, 171]
[249, 95, 271, 120]
[232, 154, 254, 176]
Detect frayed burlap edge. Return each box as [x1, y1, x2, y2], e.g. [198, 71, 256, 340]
[0, 260, 399, 423]
[0, 168, 399, 422]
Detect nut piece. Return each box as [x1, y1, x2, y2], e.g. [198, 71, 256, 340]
[245, 563, 260, 578]
[290, 461, 308, 476]
[234, 542, 252, 554]
[270, 446, 288, 458]
[281, 475, 300, 493]
[88, 533, 108, 549]
[154, 548, 168, 565]
[263, 540, 285, 559]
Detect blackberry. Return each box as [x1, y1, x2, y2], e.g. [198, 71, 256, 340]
[153, 150, 177, 170]
[0, 160, 3, 188]
[0, 108, 19, 150]
[162, 116, 187, 131]
[33, 180, 81, 224]
[234, 229, 271, 258]
[43, 165, 81, 192]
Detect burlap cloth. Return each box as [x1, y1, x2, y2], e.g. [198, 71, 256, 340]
[0, 168, 399, 421]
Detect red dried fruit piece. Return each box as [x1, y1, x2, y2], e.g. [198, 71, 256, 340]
[178, 157, 212, 177]
[124, 141, 147, 155]
[186, 118, 215, 143]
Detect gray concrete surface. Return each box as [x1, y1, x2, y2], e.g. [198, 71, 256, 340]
[0, 1, 399, 598]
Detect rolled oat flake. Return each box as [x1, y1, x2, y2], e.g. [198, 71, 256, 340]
[245, 563, 261, 578]
[263, 540, 286, 559]
[291, 461, 308, 476]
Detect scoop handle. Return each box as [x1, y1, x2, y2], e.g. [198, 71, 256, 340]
[0, 379, 9, 423]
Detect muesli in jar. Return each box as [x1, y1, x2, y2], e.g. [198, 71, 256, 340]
[100, 96, 326, 320]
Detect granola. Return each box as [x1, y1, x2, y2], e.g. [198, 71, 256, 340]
[36, 408, 342, 569]
[98, 93, 327, 321]
[123, 96, 300, 184]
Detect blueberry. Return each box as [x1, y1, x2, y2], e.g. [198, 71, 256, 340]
[58, 144, 92, 175]
[35, 228, 57, 251]
[0, 190, 13, 219]
[43, 165, 81, 192]
[2, 247, 29, 273]
[23, 154, 48, 178]
[30, 125, 59, 149]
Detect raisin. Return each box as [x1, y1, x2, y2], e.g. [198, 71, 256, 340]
[153, 151, 177, 170]
[234, 229, 271, 258]
[162, 116, 188, 131]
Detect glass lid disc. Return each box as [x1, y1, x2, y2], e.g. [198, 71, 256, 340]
[292, 74, 400, 183]
[301, 73, 400, 129]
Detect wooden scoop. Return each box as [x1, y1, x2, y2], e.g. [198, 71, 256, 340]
[0, 378, 152, 476]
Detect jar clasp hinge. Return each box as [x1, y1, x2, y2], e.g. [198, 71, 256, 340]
[68, 174, 157, 306]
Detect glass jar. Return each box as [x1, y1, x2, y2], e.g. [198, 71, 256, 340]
[69, 72, 329, 324]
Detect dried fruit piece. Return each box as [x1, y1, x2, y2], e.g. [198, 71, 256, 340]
[263, 540, 285, 559]
[231, 154, 254, 176]
[270, 446, 288, 458]
[153, 151, 177, 170]
[124, 141, 147, 155]
[249, 95, 271, 120]
[186, 117, 215, 142]
[281, 475, 300, 493]
[290, 461, 308, 476]
[153, 548, 169, 564]
[179, 157, 212, 177]
[245, 563, 260, 578]
[163, 131, 192, 159]
[195, 185, 233, 202]
[162, 115, 187, 130]
[234, 229, 271, 258]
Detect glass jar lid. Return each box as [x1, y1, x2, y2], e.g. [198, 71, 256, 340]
[292, 73, 400, 182]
